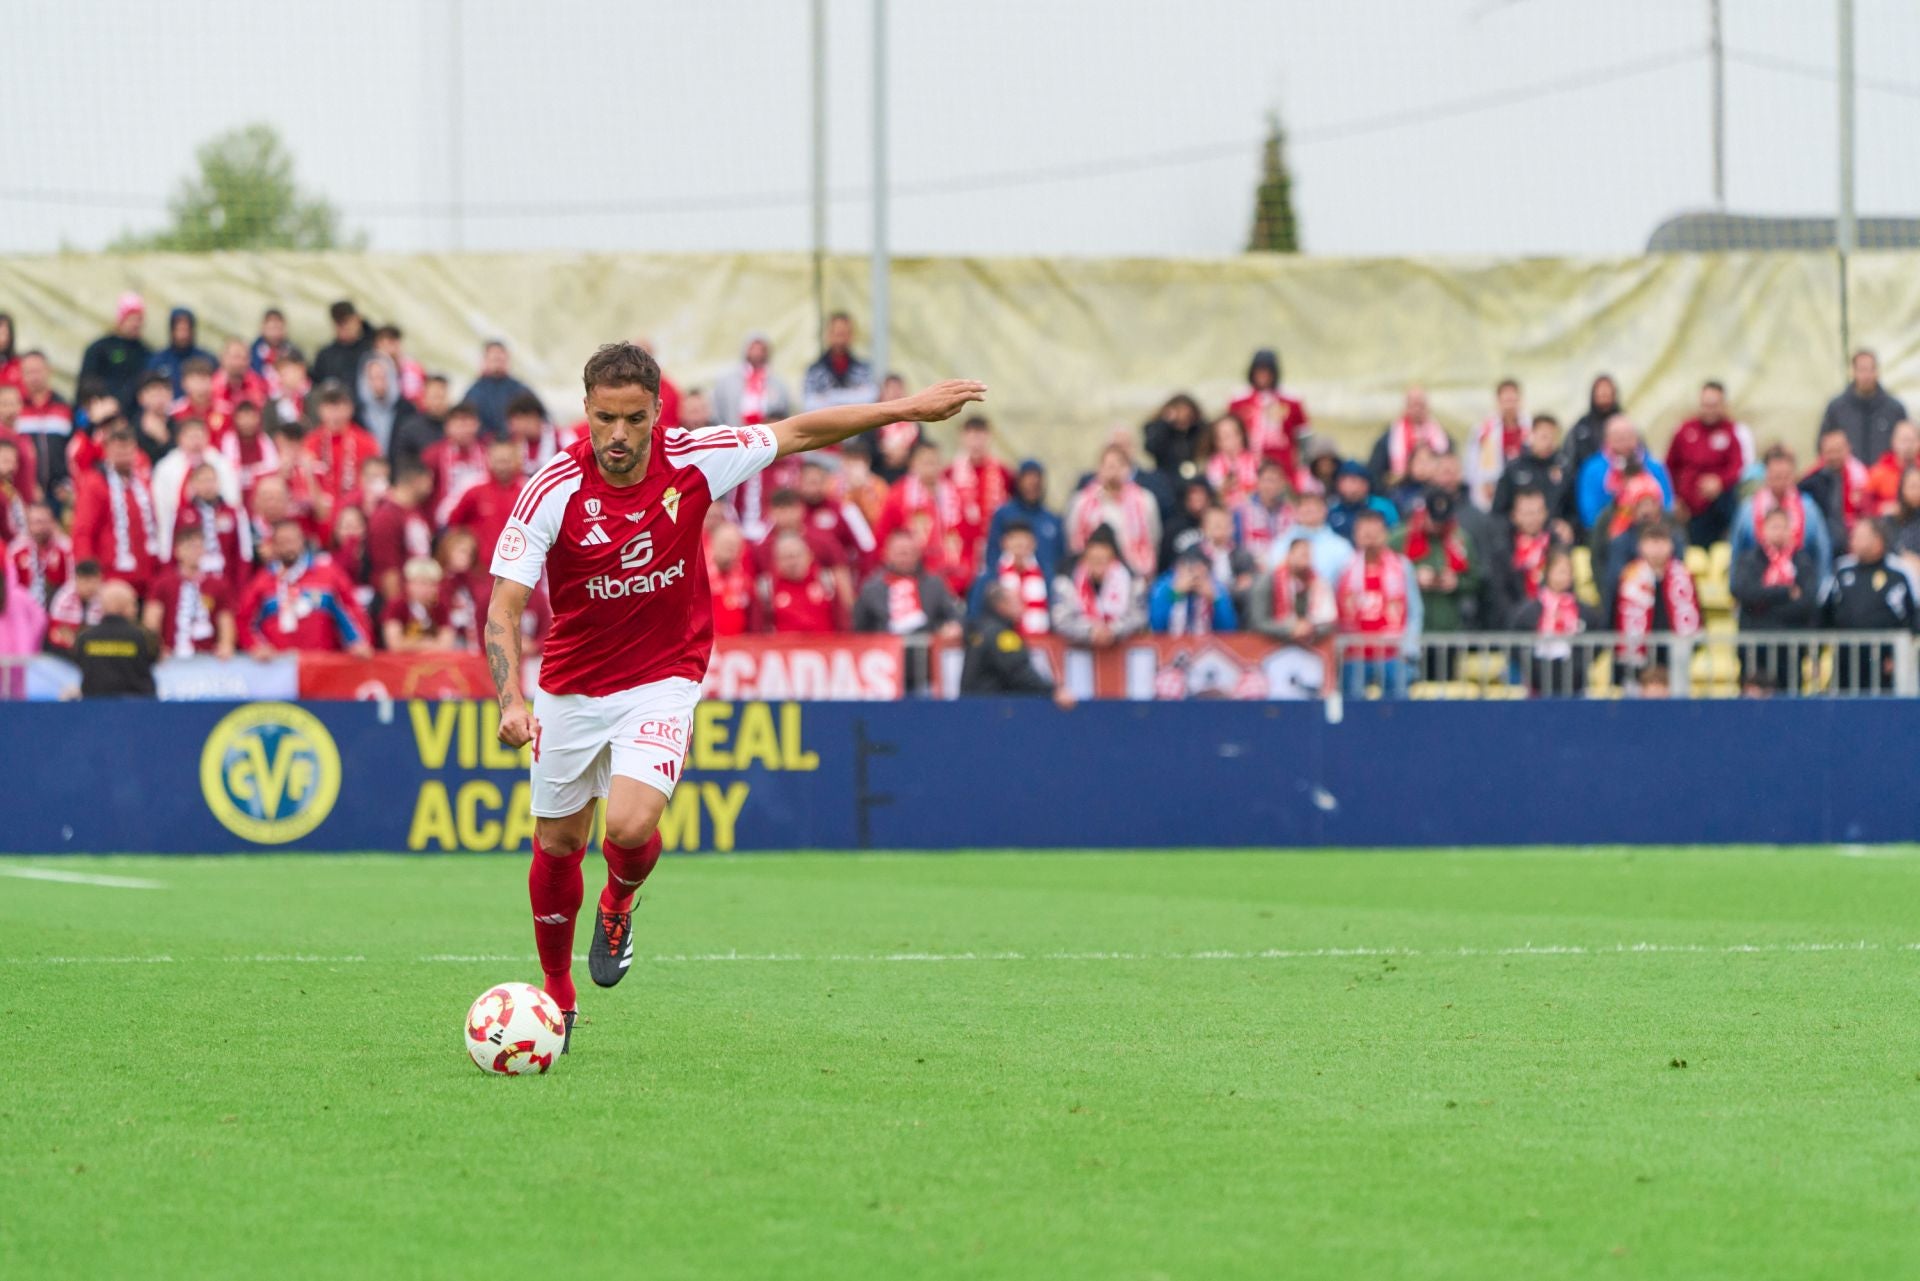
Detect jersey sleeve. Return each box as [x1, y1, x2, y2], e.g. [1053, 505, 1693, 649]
[490, 466, 574, 590]
[667, 424, 779, 500]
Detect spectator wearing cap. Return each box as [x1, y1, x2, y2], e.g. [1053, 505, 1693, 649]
[312, 301, 374, 406]
[1392, 488, 1480, 673]
[80, 292, 153, 412]
[146, 307, 215, 398]
[462, 340, 536, 437]
[74, 580, 159, 699]
[1227, 347, 1311, 486]
[1821, 349, 1908, 466]
[1820, 518, 1920, 692]
[1368, 386, 1453, 492]
[1490, 415, 1575, 534]
[1731, 506, 1820, 694]
[1142, 393, 1206, 482]
[1664, 381, 1753, 548]
[1335, 508, 1422, 699]
[711, 332, 793, 434]
[960, 580, 1074, 707]
[142, 524, 237, 660]
[1051, 526, 1145, 647]
[1066, 444, 1161, 578]
[984, 460, 1064, 580]
[801, 312, 878, 412]
[71, 426, 161, 597]
[381, 557, 455, 651]
[852, 527, 964, 643]
[1271, 490, 1353, 584]
[1801, 425, 1870, 552]
[1730, 444, 1832, 577]
[306, 382, 379, 517]
[1465, 379, 1529, 511]
[1150, 548, 1237, 635]
[1611, 521, 1700, 679]
[969, 519, 1052, 637]
[1328, 461, 1399, 542]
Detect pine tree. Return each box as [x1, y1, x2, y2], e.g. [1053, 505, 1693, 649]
[1247, 113, 1300, 254]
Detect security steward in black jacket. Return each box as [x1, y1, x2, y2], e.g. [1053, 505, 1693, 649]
[74, 580, 160, 699]
[1820, 517, 1920, 692]
[959, 582, 1075, 708]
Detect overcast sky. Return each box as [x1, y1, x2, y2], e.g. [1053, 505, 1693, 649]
[3, 0, 1916, 259]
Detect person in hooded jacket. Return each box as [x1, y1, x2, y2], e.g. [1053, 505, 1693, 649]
[146, 306, 216, 398]
[80, 292, 154, 413]
[1561, 373, 1622, 480]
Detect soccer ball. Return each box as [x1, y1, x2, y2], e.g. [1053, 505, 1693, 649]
[464, 982, 566, 1075]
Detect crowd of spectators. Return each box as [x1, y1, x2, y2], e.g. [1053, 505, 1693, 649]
[1, 291, 1915, 699]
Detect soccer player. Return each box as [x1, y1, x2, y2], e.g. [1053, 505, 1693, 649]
[485, 342, 984, 1050]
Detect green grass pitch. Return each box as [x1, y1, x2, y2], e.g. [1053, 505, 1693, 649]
[3, 847, 1918, 1280]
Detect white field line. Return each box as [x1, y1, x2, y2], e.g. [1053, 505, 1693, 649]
[0, 867, 166, 889]
[2, 941, 1913, 966]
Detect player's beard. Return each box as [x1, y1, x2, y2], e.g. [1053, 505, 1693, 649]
[596, 439, 647, 477]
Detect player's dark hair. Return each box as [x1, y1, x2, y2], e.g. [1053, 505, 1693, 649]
[582, 342, 661, 396]
[505, 392, 545, 419]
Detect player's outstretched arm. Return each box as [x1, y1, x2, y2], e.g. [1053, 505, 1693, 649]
[771, 379, 987, 458]
[486, 577, 539, 748]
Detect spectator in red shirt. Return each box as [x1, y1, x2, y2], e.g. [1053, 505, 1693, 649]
[947, 415, 1014, 571]
[153, 418, 242, 547]
[380, 556, 455, 651]
[373, 325, 427, 404]
[422, 401, 487, 523]
[45, 559, 105, 655]
[238, 519, 372, 656]
[171, 357, 231, 443]
[331, 504, 371, 596]
[877, 440, 970, 593]
[16, 352, 73, 504]
[306, 382, 379, 515]
[71, 426, 162, 596]
[336, 456, 391, 534]
[141, 524, 236, 659]
[766, 531, 844, 633]
[759, 487, 853, 614]
[10, 501, 71, 606]
[0, 313, 17, 390]
[0, 385, 37, 508]
[220, 400, 279, 501]
[170, 461, 254, 598]
[1227, 348, 1311, 486]
[706, 520, 758, 637]
[366, 462, 435, 605]
[212, 337, 268, 415]
[245, 474, 324, 565]
[267, 352, 310, 431]
[1865, 419, 1919, 517]
[795, 458, 875, 572]
[1664, 380, 1753, 547]
[436, 527, 489, 649]
[446, 438, 525, 563]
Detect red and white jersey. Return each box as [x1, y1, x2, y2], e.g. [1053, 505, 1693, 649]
[491, 424, 779, 697]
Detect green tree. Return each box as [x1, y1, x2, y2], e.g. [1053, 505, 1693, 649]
[1246, 112, 1300, 254]
[114, 123, 362, 252]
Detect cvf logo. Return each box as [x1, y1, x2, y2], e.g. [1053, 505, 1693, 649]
[619, 530, 654, 570]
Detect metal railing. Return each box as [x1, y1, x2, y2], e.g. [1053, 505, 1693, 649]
[1331, 630, 1920, 700]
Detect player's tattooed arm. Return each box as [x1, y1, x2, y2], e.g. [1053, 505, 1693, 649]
[772, 379, 987, 457]
[487, 577, 539, 749]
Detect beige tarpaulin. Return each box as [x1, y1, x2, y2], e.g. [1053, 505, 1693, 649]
[0, 250, 1911, 483]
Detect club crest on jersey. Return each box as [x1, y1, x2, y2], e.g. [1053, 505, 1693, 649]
[584, 497, 603, 520]
[662, 486, 682, 523]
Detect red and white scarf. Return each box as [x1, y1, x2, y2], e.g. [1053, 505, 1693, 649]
[1403, 511, 1468, 574]
[1475, 415, 1528, 478]
[1234, 497, 1292, 562]
[1387, 416, 1450, 479]
[1072, 563, 1134, 625]
[1533, 584, 1583, 661]
[893, 474, 965, 574]
[1511, 531, 1551, 599]
[738, 364, 768, 425]
[1337, 551, 1409, 660]
[1, 481, 24, 544]
[222, 429, 280, 497]
[948, 455, 1009, 530]
[1616, 557, 1700, 653]
[1205, 450, 1259, 503]
[106, 465, 157, 573]
[1070, 483, 1157, 577]
[1607, 470, 1666, 537]
[1751, 485, 1807, 551]
[1761, 544, 1799, 589]
[1274, 566, 1336, 633]
[882, 571, 927, 633]
[167, 574, 215, 656]
[995, 554, 1051, 636]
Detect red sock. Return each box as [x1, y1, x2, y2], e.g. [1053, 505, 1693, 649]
[528, 838, 585, 1011]
[600, 832, 662, 915]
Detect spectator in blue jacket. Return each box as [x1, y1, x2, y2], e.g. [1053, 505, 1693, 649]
[461, 340, 535, 437]
[1271, 490, 1353, 581]
[1729, 443, 1833, 584]
[983, 460, 1064, 579]
[1328, 461, 1400, 541]
[146, 307, 216, 398]
[1576, 415, 1673, 532]
[1150, 549, 1237, 634]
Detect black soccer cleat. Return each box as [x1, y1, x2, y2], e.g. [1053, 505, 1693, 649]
[587, 905, 636, 988]
[561, 1008, 578, 1055]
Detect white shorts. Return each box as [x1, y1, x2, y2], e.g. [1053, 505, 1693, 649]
[530, 677, 700, 818]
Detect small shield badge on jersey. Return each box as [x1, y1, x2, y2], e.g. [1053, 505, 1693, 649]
[662, 486, 682, 523]
[584, 497, 602, 519]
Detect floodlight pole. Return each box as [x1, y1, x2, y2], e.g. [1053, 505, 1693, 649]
[448, 0, 464, 251]
[810, 0, 828, 342]
[870, 0, 891, 384]
[1708, 0, 1725, 208]
[1837, 0, 1856, 359]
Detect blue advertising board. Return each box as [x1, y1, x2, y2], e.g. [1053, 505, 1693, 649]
[5, 698, 1918, 854]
